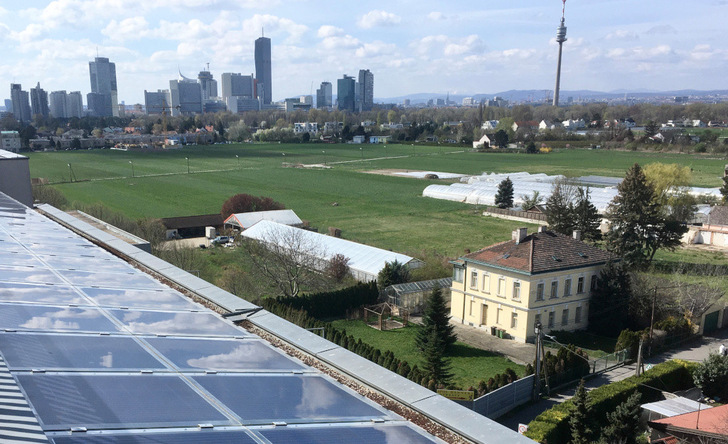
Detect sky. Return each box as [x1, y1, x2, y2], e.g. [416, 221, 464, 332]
[1, 0, 727, 105]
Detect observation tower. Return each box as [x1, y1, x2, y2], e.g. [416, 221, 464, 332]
[552, 0, 568, 107]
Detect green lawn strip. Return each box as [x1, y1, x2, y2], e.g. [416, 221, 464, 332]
[652, 247, 728, 266]
[541, 330, 617, 357]
[330, 319, 524, 389]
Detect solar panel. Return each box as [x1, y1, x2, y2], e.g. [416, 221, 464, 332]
[260, 424, 441, 443]
[145, 337, 306, 371]
[80, 287, 201, 311]
[0, 265, 66, 285]
[0, 304, 121, 333]
[38, 255, 135, 273]
[16, 374, 231, 430]
[49, 430, 258, 444]
[0, 333, 165, 371]
[192, 374, 390, 424]
[57, 270, 166, 290]
[108, 310, 248, 337]
[0, 282, 90, 305]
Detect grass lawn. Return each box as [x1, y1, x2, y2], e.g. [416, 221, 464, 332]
[26, 144, 728, 262]
[331, 319, 525, 389]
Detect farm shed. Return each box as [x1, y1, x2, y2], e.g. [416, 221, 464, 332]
[240, 220, 423, 282]
[384, 278, 452, 315]
[160, 214, 224, 239]
[224, 209, 303, 231]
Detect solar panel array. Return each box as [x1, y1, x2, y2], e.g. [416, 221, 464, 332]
[0, 193, 443, 444]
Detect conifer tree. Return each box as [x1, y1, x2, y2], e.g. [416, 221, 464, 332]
[588, 261, 632, 336]
[421, 331, 453, 387]
[600, 391, 642, 444]
[569, 379, 593, 444]
[573, 187, 602, 242]
[720, 175, 728, 204]
[416, 286, 457, 354]
[606, 163, 684, 269]
[545, 179, 576, 234]
[495, 176, 514, 208]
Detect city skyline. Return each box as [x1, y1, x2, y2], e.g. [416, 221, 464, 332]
[0, 1, 727, 105]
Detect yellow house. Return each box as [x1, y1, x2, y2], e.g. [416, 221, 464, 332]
[450, 227, 613, 343]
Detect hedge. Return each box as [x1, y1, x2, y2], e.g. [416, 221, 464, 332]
[524, 359, 698, 443]
[273, 281, 378, 319]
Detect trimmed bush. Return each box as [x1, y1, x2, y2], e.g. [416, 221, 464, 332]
[274, 282, 378, 319]
[525, 359, 697, 443]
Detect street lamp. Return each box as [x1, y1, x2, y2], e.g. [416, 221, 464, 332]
[185, 157, 189, 174]
[533, 322, 543, 400]
[360, 146, 363, 159]
[236, 154, 239, 169]
[128, 160, 134, 178]
[322, 150, 326, 165]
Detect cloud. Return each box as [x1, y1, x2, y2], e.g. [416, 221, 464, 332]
[102, 17, 150, 42]
[428, 11, 447, 21]
[357, 10, 401, 29]
[412, 34, 485, 58]
[317, 25, 344, 38]
[606, 29, 639, 41]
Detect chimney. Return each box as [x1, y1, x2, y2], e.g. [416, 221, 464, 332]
[538, 225, 547, 233]
[572, 230, 582, 241]
[512, 228, 528, 244]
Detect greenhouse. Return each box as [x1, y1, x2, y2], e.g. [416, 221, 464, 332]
[422, 172, 721, 213]
[384, 277, 453, 315]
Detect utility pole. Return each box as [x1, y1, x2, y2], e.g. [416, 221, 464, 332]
[533, 322, 543, 400]
[635, 337, 644, 377]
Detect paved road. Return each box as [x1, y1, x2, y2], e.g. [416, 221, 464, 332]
[496, 328, 728, 432]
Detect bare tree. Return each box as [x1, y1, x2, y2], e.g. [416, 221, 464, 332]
[243, 225, 329, 297]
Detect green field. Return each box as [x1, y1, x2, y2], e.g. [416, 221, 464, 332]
[331, 319, 524, 389]
[27, 144, 728, 260]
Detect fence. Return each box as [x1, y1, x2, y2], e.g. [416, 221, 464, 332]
[483, 206, 548, 222]
[472, 374, 534, 419]
[591, 348, 630, 373]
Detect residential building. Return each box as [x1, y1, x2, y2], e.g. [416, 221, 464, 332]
[255, 36, 272, 104]
[481, 120, 499, 131]
[316, 81, 332, 109]
[562, 119, 586, 130]
[30, 83, 49, 118]
[169, 73, 203, 116]
[511, 121, 539, 133]
[539, 120, 562, 131]
[10, 84, 31, 123]
[649, 403, 728, 443]
[450, 227, 612, 343]
[472, 134, 492, 149]
[358, 69, 374, 111]
[49, 91, 68, 118]
[337, 75, 356, 112]
[88, 56, 118, 117]
[293, 122, 318, 134]
[144, 90, 170, 115]
[66, 91, 83, 118]
[324, 121, 343, 133]
[0, 131, 21, 153]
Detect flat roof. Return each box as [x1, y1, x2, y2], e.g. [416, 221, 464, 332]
[2, 194, 533, 443]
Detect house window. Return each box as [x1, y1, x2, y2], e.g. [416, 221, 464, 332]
[575, 306, 582, 324]
[453, 267, 464, 283]
[562, 309, 569, 326]
[550, 281, 558, 299]
[498, 277, 506, 297]
[511, 312, 518, 329]
[534, 313, 541, 328]
[564, 279, 572, 297]
[469, 300, 475, 316]
[548, 311, 555, 328]
[536, 283, 544, 301]
[577, 277, 585, 294]
[590, 275, 598, 291]
[496, 308, 503, 325]
[470, 271, 478, 289]
[513, 281, 521, 301]
[482, 272, 490, 293]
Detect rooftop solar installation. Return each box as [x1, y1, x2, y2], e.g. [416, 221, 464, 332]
[0, 193, 450, 444]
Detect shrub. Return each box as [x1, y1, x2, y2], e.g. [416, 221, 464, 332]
[615, 328, 644, 357]
[220, 193, 284, 218]
[525, 359, 697, 443]
[32, 185, 68, 208]
[692, 353, 728, 399]
[326, 253, 351, 282]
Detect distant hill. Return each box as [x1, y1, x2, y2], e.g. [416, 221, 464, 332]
[376, 89, 728, 105]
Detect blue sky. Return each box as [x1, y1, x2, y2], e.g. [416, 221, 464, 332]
[1, 1, 727, 104]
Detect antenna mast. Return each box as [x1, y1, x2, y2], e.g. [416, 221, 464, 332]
[552, 0, 568, 107]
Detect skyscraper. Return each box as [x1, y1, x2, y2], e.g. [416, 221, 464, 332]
[30, 83, 49, 118]
[316, 82, 332, 109]
[552, 0, 568, 107]
[144, 90, 170, 115]
[337, 75, 356, 112]
[66, 92, 83, 118]
[10, 84, 31, 123]
[89, 56, 118, 117]
[49, 91, 68, 118]
[169, 72, 203, 116]
[255, 36, 272, 105]
[198, 69, 218, 101]
[358, 69, 374, 111]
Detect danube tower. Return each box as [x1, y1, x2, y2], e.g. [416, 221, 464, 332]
[552, 0, 567, 107]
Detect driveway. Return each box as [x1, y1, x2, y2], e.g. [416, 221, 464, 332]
[450, 321, 537, 366]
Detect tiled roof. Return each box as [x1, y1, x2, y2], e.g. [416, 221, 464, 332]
[650, 403, 728, 436]
[462, 230, 613, 274]
[160, 213, 224, 229]
[708, 205, 728, 226]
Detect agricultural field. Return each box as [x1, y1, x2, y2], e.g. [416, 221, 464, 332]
[27, 143, 728, 261]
